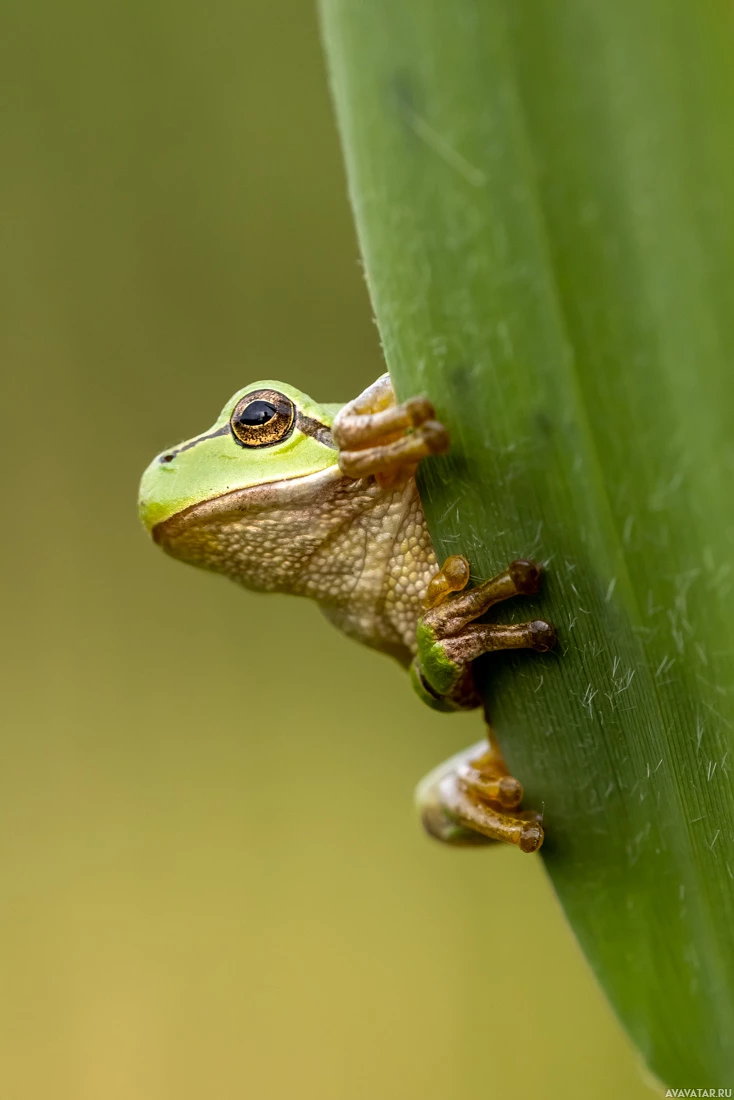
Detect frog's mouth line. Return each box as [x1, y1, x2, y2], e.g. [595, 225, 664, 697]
[151, 464, 343, 546]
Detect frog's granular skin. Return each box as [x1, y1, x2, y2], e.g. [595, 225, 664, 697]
[155, 466, 437, 664]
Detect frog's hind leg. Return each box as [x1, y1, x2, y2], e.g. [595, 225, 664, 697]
[416, 734, 544, 854]
[332, 373, 448, 485]
[413, 555, 554, 852]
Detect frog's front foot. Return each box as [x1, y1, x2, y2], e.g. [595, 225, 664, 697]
[332, 373, 449, 486]
[412, 555, 556, 852]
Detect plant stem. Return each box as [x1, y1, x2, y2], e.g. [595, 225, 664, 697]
[321, 0, 734, 1084]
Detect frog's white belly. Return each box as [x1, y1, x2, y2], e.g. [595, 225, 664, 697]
[312, 476, 437, 663]
[155, 467, 437, 663]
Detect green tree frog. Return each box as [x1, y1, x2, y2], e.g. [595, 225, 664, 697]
[139, 374, 556, 852]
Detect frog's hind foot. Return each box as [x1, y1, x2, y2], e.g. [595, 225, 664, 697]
[332, 373, 448, 486]
[416, 737, 544, 853]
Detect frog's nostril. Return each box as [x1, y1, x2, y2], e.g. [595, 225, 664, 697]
[160, 453, 175, 464]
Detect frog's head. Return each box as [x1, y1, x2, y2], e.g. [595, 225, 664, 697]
[139, 381, 342, 570]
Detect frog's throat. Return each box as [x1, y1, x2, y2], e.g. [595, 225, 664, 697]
[153, 463, 435, 661]
[151, 465, 343, 546]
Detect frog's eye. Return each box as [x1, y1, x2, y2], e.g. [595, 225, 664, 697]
[230, 389, 296, 448]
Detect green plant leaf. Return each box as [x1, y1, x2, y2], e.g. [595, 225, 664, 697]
[320, 0, 734, 1085]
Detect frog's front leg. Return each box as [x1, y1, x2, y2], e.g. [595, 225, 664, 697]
[413, 555, 556, 853]
[332, 372, 449, 485]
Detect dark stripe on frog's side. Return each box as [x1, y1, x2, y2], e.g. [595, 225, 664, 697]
[159, 424, 230, 463]
[158, 412, 334, 464]
[298, 412, 335, 449]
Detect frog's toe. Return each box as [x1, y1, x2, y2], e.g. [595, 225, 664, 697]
[514, 813, 545, 854]
[424, 777, 545, 853]
[423, 554, 471, 610]
[415, 737, 544, 853]
[338, 418, 448, 481]
[509, 558, 542, 595]
[422, 557, 551, 633]
[462, 765, 524, 810]
[333, 373, 449, 482]
[529, 618, 557, 652]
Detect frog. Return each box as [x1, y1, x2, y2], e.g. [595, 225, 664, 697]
[139, 374, 557, 853]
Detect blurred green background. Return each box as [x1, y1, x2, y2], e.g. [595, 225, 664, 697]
[1, 2, 655, 1097]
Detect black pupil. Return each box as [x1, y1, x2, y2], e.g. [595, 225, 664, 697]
[238, 399, 277, 426]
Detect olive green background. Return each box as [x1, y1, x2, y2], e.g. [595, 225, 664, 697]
[1, 2, 654, 1097]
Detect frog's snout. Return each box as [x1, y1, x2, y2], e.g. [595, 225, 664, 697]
[138, 450, 178, 534]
